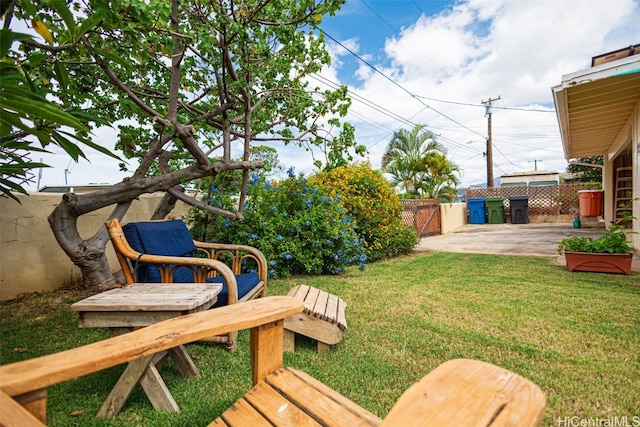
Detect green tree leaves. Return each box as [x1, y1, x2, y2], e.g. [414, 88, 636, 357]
[382, 124, 460, 200]
[3, 0, 357, 205]
[567, 156, 603, 184]
[1, 7, 118, 201]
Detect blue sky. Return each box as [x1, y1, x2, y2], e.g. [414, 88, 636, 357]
[322, 1, 459, 85]
[19, 0, 640, 190]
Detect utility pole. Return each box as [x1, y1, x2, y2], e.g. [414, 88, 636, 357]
[482, 96, 500, 188]
[529, 159, 542, 171]
[36, 158, 43, 191]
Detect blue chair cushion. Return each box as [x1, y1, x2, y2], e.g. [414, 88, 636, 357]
[123, 220, 198, 283]
[207, 272, 261, 307]
[123, 220, 197, 256]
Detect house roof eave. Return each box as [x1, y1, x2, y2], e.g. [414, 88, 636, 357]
[552, 54, 640, 160]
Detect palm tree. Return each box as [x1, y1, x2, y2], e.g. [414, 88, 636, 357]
[416, 151, 461, 202]
[382, 124, 445, 195]
[384, 159, 416, 195]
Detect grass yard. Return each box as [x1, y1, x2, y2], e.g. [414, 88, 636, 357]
[1, 252, 638, 426]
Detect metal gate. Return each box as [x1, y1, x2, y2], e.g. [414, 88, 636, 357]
[401, 200, 441, 238]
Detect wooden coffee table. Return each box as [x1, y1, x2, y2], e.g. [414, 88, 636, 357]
[71, 282, 222, 418]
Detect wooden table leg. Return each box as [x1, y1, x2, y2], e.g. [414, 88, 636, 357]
[168, 345, 200, 378]
[138, 362, 180, 413]
[148, 351, 170, 372]
[96, 347, 198, 417]
[98, 329, 198, 417]
[97, 354, 155, 418]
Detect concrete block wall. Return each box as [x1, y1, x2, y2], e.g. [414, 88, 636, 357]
[439, 203, 467, 234]
[0, 192, 190, 301]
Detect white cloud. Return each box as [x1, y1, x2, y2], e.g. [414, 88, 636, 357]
[325, 0, 640, 187]
[385, 7, 485, 78]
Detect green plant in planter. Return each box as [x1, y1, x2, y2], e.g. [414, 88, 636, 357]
[557, 209, 638, 255]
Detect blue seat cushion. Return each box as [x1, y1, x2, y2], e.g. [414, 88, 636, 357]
[123, 220, 198, 283]
[207, 272, 261, 307]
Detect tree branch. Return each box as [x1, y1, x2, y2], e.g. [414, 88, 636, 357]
[174, 124, 211, 166]
[167, 186, 239, 219]
[167, 0, 184, 121]
[53, 157, 262, 219]
[81, 36, 171, 127]
[22, 38, 75, 52]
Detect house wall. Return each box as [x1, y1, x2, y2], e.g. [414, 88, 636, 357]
[633, 102, 640, 251]
[0, 193, 191, 301]
[604, 156, 615, 224]
[604, 100, 640, 251]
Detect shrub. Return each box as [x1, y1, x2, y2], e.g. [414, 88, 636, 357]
[310, 164, 417, 261]
[188, 169, 366, 278]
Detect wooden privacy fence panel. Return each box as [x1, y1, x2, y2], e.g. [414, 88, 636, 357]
[467, 184, 592, 216]
[401, 200, 441, 237]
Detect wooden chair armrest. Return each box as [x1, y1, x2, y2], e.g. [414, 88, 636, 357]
[0, 296, 303, 399]
[195, 241, 265, 257]
[135, 253, 233, 270]
[0, 390, 45, 427]
[380, 359, 546, 427]
[133, 254, 241, 302]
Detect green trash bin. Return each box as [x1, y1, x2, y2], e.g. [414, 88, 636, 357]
[485, 197, 505, 224]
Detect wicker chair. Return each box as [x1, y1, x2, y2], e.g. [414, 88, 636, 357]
[105, 218, 267, 350]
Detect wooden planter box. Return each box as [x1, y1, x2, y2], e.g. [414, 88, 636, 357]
[564, 252, 633, 275]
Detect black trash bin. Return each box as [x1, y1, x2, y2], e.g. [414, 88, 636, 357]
[509, 196, 529, 224]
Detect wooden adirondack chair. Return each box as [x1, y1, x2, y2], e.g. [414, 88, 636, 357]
[105, 218, 268, 350]
[0, 297, 546, 427]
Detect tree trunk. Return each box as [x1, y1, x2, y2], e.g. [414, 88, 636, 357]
[152, 189, 180, 220]
[48, 193, 132, 290]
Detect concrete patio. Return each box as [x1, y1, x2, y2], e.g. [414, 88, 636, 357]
[417, 223, 640, 272]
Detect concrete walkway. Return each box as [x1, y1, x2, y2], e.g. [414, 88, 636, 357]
[417, 223, 603, 257]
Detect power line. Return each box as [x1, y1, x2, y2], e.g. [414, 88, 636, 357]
[321, 28, 554, 152]
[311, 73, 486, 154]
[321, 29, 494, 141]
[494, 143, 520, 169]
[360, 0, 396, 33]
[309, 73, 415, 127]
[491, 105, 555, 113]
[318, 28, 564, 170]
[414, 94, 556, 113]
[320, 30, 419, 105]
[425, 103, 486, 139]
[311, 76, 495, 162]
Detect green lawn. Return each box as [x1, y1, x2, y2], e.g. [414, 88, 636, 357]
[1, 252, 638, 426]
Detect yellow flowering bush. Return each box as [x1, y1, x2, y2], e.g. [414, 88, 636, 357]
[311, 164, 417, 261]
